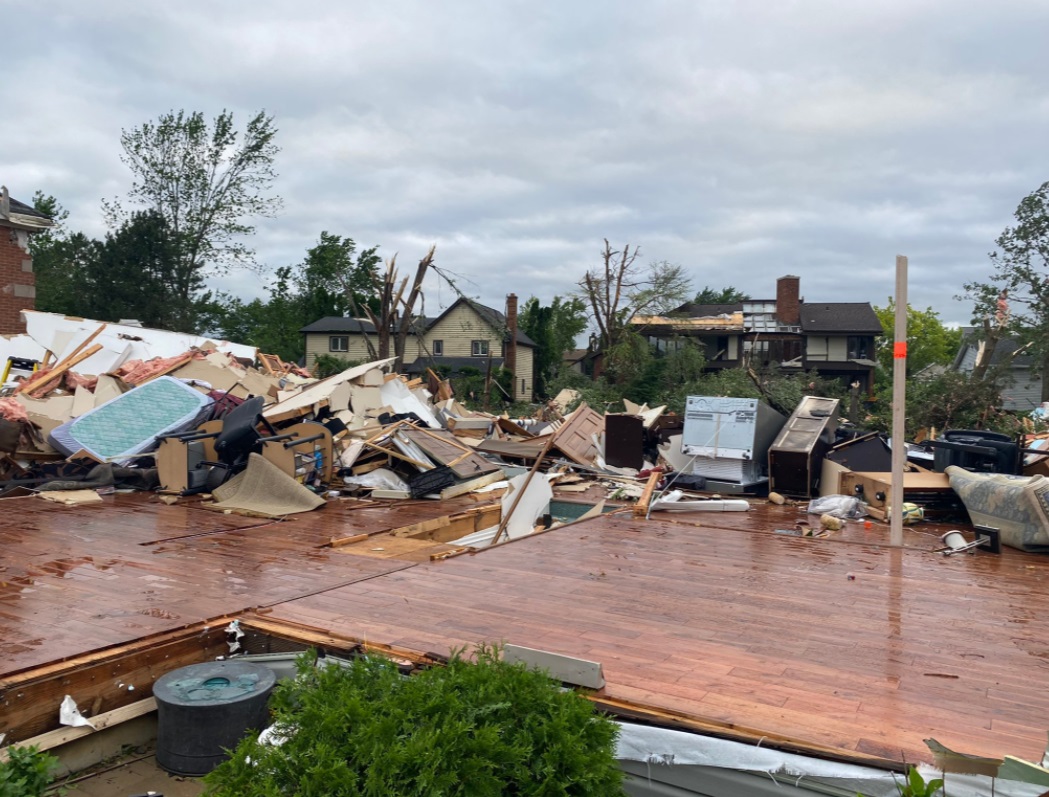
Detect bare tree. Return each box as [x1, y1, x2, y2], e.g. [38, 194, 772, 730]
[578, 240, 691, 353]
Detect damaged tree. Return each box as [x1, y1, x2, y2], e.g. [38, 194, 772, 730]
[360, 246, 435, 367]
[578, 240, 690, 381]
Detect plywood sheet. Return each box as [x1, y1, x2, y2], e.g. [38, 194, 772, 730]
[475, 437, 548, 461]
[401, 428, 501, 479]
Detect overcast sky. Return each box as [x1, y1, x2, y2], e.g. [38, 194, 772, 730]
[7, 1, 1049, 327]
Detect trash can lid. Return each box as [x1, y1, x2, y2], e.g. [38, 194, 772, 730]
[154, 660, 276, 707]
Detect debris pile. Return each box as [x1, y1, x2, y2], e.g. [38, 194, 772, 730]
[5, 310, 1049, 555]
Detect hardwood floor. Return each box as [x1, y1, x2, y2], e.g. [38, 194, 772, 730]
[268, 506, 1049, 765]
[3, 492, 1048, 767]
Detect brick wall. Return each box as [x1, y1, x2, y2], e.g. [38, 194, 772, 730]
[0, 224, 36, 334]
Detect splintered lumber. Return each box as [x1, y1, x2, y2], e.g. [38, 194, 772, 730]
[59, 322, 108, 367]
[362, 442, 432, 470]
[633, 470, 662, 517]
[22, 344, 103, 396]
[400, 428, 500, 479]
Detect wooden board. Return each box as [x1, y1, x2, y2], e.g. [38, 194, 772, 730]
[474, 437, 548, 461]
[388, 502, 502, 543]
[332, 535, 458, 562]
[0, 623, 230, 744]
[400, 428, 501, 479]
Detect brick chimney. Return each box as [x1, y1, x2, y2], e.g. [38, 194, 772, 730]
[776, 275, 800, 326]
[505, 293, 518, 399]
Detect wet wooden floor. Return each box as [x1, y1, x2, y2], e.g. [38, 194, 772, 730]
[3, 491, 1049, 767]
[0, 493, 481, 674]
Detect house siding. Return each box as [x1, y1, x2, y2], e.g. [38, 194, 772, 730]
[806, 336, 828, 359]
[301, 302, 536, 400]
[515, 347, 534, 401]
[1002, 370, 1043, 411]
[304, 332, 374, 367]
[427, 304, 501, 357]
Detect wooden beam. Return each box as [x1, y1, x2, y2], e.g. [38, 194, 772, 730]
[57, 323, 107, 369]
[0, 698, 157, 761]
[0, 620, 231, 744]
[633, 471, 662, 517]
[21, 344, 103, 396]
[492, 435, 555, 545]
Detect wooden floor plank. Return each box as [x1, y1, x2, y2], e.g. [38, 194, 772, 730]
[5, 493, 1049, 767]
[263, 509, 1049, 764]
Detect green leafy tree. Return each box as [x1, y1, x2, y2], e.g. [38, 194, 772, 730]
[105, 109, 281, 318]
[867, 369, 1014, 436]
[29, 192, 92, 315]
[873, 300, 962, 380]
[298, 231, 381, 322]
[963, 179, 1049, 401]
[693, 285, 750, 304]
[211, 231, 383, 363]
[204, 646, 624, 796]
[84, 210, 188, 329]
[519, 295, 588, 398]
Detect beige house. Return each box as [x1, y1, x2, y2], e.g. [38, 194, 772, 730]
[301, 296, 536, 401]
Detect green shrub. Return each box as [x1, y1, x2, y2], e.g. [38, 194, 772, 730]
[204, 645, 624, 796]
[0, 746, 60, 797]
[311, 354, 363, 379]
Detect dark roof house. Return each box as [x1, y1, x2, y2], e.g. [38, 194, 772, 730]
[633, 275, 884, 392]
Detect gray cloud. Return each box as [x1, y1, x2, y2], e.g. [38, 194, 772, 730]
[7, 0, 1049, 329]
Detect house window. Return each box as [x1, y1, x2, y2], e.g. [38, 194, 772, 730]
[432, 340, 443, 356]
[329, 335, 348, 352]
[847, 336, 871, 360]
[472, 340, 489, 357]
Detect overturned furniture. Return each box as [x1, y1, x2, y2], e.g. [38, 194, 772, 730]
[157, 397, 333, 494]
[946, 466, 1049, 552]
[840, 470, 966, 521]
[929, 430, 1022, 475]
[681, 396, 785, 493]
[768, 396, 839, 498]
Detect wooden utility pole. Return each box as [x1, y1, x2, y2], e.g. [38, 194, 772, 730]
[890, 255, 908, 548]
